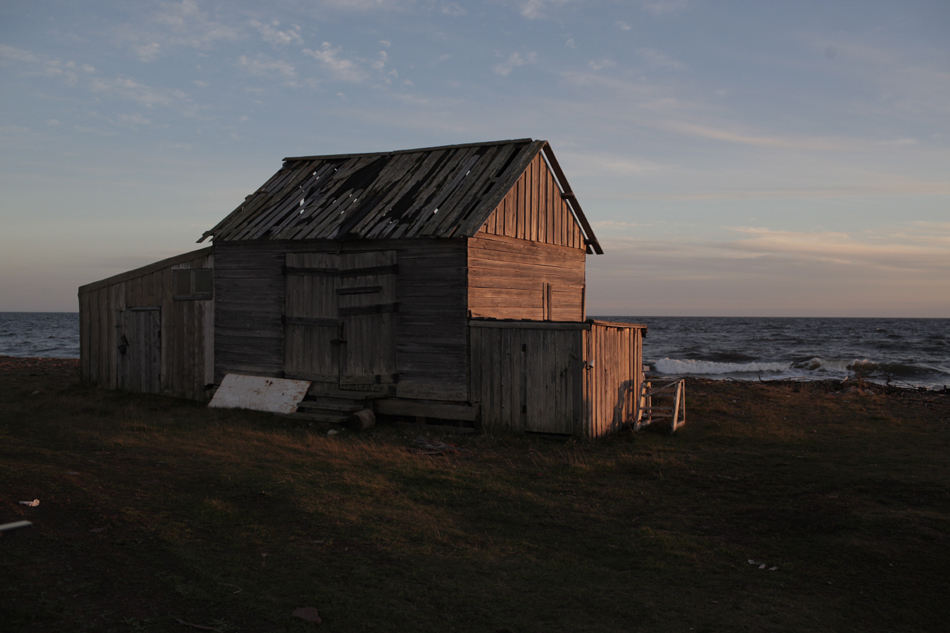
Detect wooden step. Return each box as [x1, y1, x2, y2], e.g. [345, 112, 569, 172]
[297, 398, 364, 413]
[287, 412, 349, 424]
[307, 384, 393, 399]
[287, 411, 350, 424]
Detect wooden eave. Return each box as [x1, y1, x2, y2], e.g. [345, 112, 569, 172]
[198, 139, 601, 254]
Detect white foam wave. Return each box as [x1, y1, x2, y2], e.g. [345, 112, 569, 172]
[802, 357, 874, 372]
[653, 358, 790, 375]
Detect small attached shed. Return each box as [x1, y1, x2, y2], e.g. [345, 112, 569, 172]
[80, 138, 647, 437]
[78, 247, 214, 400]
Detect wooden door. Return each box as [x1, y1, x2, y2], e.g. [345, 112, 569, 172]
[338, 251, 397, 388]
[283, 253, 340, 386]
[522, 328, 580, 434]
[283, 250, 397, 389]
[117, 307, 161, 394]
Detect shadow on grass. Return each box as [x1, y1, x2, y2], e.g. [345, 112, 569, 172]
[2, 359, 949, 632]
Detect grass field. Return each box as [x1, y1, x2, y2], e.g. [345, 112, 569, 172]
[2, 355, 949, 632]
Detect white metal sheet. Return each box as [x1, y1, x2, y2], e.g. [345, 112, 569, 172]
[208, 374, 311, 414]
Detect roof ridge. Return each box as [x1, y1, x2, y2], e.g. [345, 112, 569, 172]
[282, 138, 537, 163]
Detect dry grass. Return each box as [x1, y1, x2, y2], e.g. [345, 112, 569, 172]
[1, 356, 949, 632]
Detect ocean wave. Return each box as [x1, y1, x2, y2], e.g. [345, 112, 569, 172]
[653, 358, 790, 375]
[650, 354, 949, 387]
[800, 357, 865, 372]
[797, 357, 941, 378]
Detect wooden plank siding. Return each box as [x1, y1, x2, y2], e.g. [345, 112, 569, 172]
[582, 322, 645, 438]
[471, 320, 645, 438]
[470, 321, 585, 434]
[467, 233, 586, 321]
[477, 152, 586, 250]
[213, 239, 470, 402]
[78, 247, 214, 401]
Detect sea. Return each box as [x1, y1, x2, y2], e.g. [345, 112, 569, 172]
[1, 312, 948, 390]
[600, 316, 950, 390]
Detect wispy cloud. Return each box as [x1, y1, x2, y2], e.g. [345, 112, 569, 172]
[1, 43, 189, 117]
[90, 76, 188, 109]
[592, 220, 639, 228]
[309, 0, 409, 10]
[114, 0, 239, 61]
[237, 54, 297, 82]
[800, 34, 950, 121]
[561, 151, 667, 177]
[588, 58, 615, 71]
[441, 3, 466, 16]
[1, 45, 96, 87]
[494, 51, 537, 76]
[114, 113, 152, 129]
[719, 225, 950, 272]
[638, 47, 685, 70]
[0, 125, 32, 135]
[152, 0, 239, 47]
[303, 42, 368, 82]
[587, 223, 950, 316]
[513, 0, 574, 19]
[640, 0, 688, 16]
[660, 121, 854, 151]
[249, 19, 302, 48]
[0, 44, 39, 64]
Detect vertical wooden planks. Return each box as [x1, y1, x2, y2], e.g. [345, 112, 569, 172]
[579, 323, 645, 437]
[283, 251, 339, 382]
[78, 291, 89, 381]
[96, 288, 107, 388]
[470, 323, 585, 435]
[475, 152, 588, 250]
[204, 298, 215, 390]
[80, 248, 215, 399]
[339, 250, 397, 386]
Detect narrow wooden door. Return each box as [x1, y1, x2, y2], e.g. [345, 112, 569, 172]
[117, 307, 161, 394]
[338, 251, 397, 388]
[283, 253, 340, 386]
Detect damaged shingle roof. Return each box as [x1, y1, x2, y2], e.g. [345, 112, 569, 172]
[199, 138, 600, 252]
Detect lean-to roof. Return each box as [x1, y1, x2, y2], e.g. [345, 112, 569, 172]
[199, 138, 601, 253]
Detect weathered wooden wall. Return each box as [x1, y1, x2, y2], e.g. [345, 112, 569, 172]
[214, 241, 286, 379]
[78, 247, 214, 401]
[467, 233, 585, 321]
[582, 321, 645, 438]
[478, 152, 586, 249]
[470, 319, 645, 437]
[470, 321, 586, 434]
[214, 239, 469, 401]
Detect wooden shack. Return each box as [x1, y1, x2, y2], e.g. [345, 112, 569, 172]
[79, 139, 646, 437]
[78, 247, 214, 401]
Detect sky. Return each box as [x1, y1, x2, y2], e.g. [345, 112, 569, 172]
[1, 0, 948, 316]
